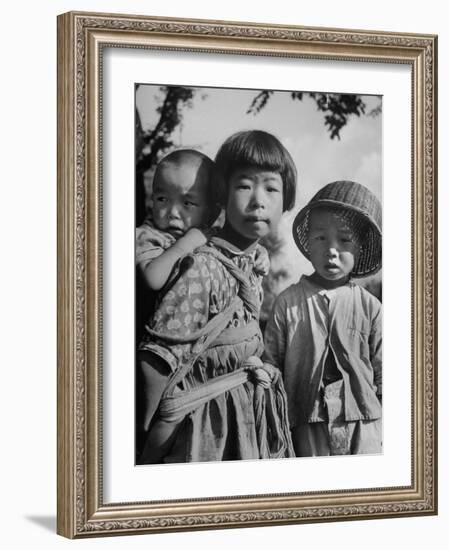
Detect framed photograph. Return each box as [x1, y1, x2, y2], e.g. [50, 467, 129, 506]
[57, 11, 437, 538]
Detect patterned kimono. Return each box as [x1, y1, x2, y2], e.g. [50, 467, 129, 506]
[138, 236, 293, 464]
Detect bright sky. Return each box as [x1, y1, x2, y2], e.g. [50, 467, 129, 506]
[136, 85, 382, 288]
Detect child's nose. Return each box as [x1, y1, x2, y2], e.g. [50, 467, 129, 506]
[326, 245, 338, 258]
[168, 204, 181, 218]
[250, 187, 266, 209]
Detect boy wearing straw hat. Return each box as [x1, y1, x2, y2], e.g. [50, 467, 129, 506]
[263, 181, 382, 456]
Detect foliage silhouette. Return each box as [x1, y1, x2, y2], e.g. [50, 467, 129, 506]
[247, 90, 367, 140]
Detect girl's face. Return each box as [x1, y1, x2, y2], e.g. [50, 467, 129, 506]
[307, 209, 360, 281]
[152, 162, 209, 238]
[225, 167, 284, 243]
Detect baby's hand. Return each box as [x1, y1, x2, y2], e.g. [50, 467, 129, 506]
[254, 246, 270, 276]
[176, 228, 208, 254]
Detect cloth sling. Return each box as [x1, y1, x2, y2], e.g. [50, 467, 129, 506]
[146, 243, 294, 459]
[145, 243, 261, 392]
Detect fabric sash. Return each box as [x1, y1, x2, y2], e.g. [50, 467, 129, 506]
[158, 354, 295, 460]
[145, 241, 295, 458]
[159, 369, 251, 423]
[147, 241, 262, 395]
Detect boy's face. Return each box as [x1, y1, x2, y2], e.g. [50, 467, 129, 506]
[152, 161, 210, 238]
[226, 167, 283, 242]
[307, 208, 360, 281]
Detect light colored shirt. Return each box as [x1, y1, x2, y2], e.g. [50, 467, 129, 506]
[263, 275, 382, 426]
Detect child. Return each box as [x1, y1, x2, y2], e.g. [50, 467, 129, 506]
[136, 149, 219, 295]
[263, 180, 382, 457]
[135, 149, 218, 453]
[136, 149, 270, 333]
[137, 130, 297, 464]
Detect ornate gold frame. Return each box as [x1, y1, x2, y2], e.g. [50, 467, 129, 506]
[57, 11, 438, 538]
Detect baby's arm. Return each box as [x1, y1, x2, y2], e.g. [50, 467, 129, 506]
[141, 228, 208, 291]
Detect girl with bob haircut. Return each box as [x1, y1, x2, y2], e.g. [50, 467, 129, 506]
[215, 129, 297, 212]
[137, 130, 297, 464]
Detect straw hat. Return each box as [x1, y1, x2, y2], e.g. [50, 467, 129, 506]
[292, 181, 382, 277]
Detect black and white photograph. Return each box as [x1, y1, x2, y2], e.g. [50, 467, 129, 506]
[134, 83, 383, 465]
[2, 0, 443, 545]
[52, 7, 437, 541]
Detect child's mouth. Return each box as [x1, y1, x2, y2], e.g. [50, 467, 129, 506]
[245, 216, 268, 225]
[167, 226, 184, 237]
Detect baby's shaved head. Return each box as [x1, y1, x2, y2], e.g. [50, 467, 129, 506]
[154, 150, 216, 202]
[152, 149, 219, 225]
[155, 149, 214, 182]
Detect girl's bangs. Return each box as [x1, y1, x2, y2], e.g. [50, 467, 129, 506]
[237, 140, 286, 172]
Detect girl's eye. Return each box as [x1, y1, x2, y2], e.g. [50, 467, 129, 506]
[184, 201, 197, 207]
[267, 186, 280, 193]
[155, 196, 167, 203]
